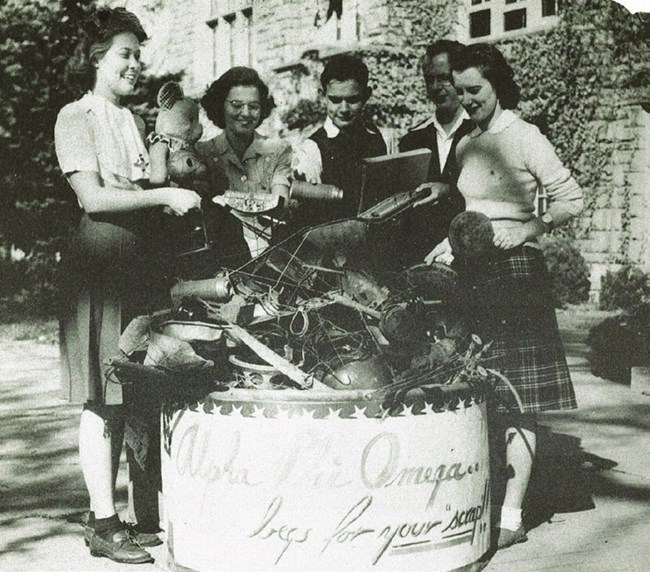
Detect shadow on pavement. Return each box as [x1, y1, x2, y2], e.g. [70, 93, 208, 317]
[0, 401, 126, 558]
[476, 404, 650, 569]
[526, 417, 650, 529]
[525, 428, 601, 528]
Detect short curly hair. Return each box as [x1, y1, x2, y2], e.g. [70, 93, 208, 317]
[64, 8, 147, 94]
[320, 54, 370, 91]
[201, 67, 274, 129]
[449, 43, 520, 110]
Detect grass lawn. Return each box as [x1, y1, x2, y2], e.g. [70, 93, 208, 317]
[556, 303, 620, 331]
[0, 319, 58, 344]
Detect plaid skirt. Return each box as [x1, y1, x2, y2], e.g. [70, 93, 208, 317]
[455, 245, 576, 414]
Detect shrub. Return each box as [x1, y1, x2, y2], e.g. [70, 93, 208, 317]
[587, 303, 650, 383]
[599, 264, 649, 312]
[0, 0, 102, 252]
[281, 98, 326, 131]
[0, 240, 60, 322]
[0, 255, 28, 299]
[539, 235, 591, 308]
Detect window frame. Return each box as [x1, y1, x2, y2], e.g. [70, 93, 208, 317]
[206, 1, 254, 77]
[465, 0, 560, 43]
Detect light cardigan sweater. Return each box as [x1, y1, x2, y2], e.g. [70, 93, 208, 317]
[456, 110, 583, 232]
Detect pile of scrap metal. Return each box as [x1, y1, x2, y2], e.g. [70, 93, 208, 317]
[108, 193, 502, 408]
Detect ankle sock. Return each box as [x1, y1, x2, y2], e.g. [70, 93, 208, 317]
[94, 514, 122, 537]
[500, 506, 523, 531]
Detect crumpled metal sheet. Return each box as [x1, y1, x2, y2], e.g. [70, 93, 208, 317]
[124, 414, 150, 471]
[304, 219, 367, 255]
[144, 331, 214, 372]
[119, 315, 152, 357]
[404, 263, 460, 302]
[341, 269, 388, 309]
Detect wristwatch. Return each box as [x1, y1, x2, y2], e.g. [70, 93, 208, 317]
[541, 212, 554, 231]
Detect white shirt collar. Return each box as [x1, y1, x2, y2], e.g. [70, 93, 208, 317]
[323, 116, 341, 138]
[322, 116, 377, 138]
[431, 108, 470, 138]
[470, 109, 518, 137]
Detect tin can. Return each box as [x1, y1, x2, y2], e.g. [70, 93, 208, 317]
[170, 274, 233, 304]
[291, 181, 344, 202]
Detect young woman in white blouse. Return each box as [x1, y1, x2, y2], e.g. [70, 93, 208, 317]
[428, 43, 584, 550]
[55, 8, 200, 563]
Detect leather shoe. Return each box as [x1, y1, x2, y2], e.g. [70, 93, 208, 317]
[89, 528, 154, 564]
[85, 518, 162, 548]
[125, 524, 163, 547]
[496, 526, 528, 549]
[84, 523, 93, 547]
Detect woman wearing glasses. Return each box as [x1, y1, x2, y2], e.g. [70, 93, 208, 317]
[199, 67, 292, 257]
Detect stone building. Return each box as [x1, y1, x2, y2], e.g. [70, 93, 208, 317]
[124, 0, 567, 92]
[120, 0, 649, 294]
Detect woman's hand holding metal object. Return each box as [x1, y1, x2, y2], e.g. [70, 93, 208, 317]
[412, 182, 449, 208]
[164, 187, 202, 216]
[425, 237, 454, 266]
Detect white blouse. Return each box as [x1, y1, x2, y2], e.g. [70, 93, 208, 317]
[55, 93, 150, 189]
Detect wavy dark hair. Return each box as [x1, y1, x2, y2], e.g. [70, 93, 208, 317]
[420, 40, 465, 75]
[201, 67, 274, 129]
[449, 43, 520, 109]
[64, 8, 147, 94]
[320, 54, 370, 91]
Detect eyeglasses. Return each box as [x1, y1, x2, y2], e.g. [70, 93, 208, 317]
[425, 74, 453, 85]
[326, 94, 363, 105]
[226, 99, 262, 113]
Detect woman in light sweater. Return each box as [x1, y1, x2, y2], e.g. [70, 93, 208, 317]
[427, 43, 583, 550]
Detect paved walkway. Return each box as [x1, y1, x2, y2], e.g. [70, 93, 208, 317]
[0, 313, 649, 571]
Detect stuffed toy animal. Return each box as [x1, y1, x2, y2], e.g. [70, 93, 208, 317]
[148, 81, 208, 195]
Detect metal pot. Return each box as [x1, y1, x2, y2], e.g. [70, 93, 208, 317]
[322, 356, 392, 390]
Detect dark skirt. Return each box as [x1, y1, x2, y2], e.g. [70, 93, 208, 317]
[454, 245, 576, 414]
[58, 212, 170, 405]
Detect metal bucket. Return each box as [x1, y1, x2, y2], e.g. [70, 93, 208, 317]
[161, 385, 490, 571]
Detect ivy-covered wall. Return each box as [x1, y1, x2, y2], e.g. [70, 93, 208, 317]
[276, 0, 460, 133]
[495, 0, 649, 281]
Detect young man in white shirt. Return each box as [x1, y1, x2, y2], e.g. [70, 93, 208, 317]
[293, 54, 387, 229]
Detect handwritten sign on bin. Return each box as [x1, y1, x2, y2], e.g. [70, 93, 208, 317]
[162, 393, 490, 571]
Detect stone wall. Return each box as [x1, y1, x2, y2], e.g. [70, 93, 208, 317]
[120, 0, 209, 94]
[579, 95, 650, 295]
[252, 0, 396, 71]
[122, 0, 396, 95]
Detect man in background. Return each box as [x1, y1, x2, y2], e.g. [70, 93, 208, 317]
[399, 40, 474, 265]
